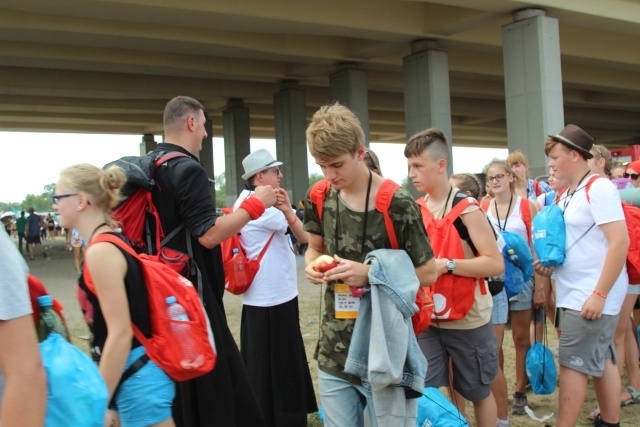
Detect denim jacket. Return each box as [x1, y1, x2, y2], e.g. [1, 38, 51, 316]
[344, 249, 427, 425]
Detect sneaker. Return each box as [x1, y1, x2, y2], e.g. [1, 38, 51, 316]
[512, 392, 528, 415]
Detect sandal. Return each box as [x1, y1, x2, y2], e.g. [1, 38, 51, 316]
[587, 408, 599, 422]
[621, 386, 640, 406]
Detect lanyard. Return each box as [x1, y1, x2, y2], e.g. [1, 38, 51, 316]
[494, 194, 513, 232]
[334, 170, 372, 262]
[562, 170, 592, 212]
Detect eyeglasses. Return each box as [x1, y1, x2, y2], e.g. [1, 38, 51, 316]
[52, 193, 78, 204]
[264, 168, 281, 175]
[486, 174, 508, 183]
[624, 173, 640, 180]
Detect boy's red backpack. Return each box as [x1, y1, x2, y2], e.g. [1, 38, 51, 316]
[220, 206, 276, 295]
[27, 273, 70, 338]
[105, 152, 194, 279]
[417, 195, 487, 322]
[83, 233, 216, 382]
[310, 179, 434, 335]
[585, 176, 640, 283]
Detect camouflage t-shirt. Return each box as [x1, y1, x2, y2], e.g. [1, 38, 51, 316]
[304, 184, 433, 384]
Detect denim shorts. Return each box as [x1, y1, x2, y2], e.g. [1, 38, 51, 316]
[508, 278, 534, 311]
[491, 289, 508, 325]
[111, 346, 175, 427]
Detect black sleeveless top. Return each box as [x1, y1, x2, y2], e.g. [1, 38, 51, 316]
[78, 232, 151, 362]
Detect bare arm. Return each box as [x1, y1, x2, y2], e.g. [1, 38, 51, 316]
[198, 185, 279, 248]
[304, 233, 325, 285]
[582, 220, 629, 319]
[435, 208, 503, 279]
[415, 258, 437, 287]
[275, 189, 308, 244]
[0, 315, 47, 427]
[85, 243, 133, 400]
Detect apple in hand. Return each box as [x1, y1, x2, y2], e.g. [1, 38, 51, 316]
[313, 255, 339, 273]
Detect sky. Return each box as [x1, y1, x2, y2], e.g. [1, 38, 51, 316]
[0, 131, 508, 203]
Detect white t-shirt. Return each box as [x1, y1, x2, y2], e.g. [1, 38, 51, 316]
[555, 175, 627, 315]
[233, 189, 298, 307]
[487, 196, 529, 242]
[0, 230, 32, 408]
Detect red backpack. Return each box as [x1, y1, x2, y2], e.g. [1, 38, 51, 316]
[418, 196, 487, 322]
[584, 176, 640, 283]
[220, 206, 276, 295]
[309, 179, 434, 335]
[106, 152, 193, 278]
[84, 233, 216, 382]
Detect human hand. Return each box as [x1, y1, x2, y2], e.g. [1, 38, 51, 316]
[533, 260, 554, 277]
[581, 294, 605, 320]
[533, 285, 546, 309]
[274, 188, 292, 211]
[305, 261, 327, 285]
[320, 255, 370, 288]
[253, 185, 278, 208]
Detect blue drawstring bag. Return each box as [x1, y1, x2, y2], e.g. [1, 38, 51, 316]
[40, 333, 108, 427]
[532, 194, 566, 268]
[500, 230, 534, 298]
[526, 313, 557, 395]
[417, 387, 468, 427]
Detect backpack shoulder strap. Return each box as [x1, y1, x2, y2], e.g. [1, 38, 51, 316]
[480, 198, 491, 213]
[446, 196, 476, 222]
[309, 179, 332, 221]
[519, 197, 532, 244]
[584, 175, 603, 204]
[376, 179, 401, 249]
[153, 151, 189, 167]
[256, 232, 277, 262]
[91, 233, 138, 258]
[533, 180, 541, 196]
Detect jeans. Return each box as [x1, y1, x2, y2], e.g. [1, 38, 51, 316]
[318, 370, 378, 427]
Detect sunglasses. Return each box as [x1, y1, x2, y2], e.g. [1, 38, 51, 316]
[624, 173, 640, 180]
[52, 193, 78, 204]
[486, 173, 508, 183]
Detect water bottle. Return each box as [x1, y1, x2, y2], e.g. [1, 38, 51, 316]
[165, 296, 203, 369]
[37, 295, 69, 342]
[232, 248, 248, 287]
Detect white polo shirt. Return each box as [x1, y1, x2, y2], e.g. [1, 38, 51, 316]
[555, 175, 627, 315]
[233, 189, 298, 307]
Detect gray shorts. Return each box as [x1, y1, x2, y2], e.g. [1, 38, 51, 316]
[418, 322, 498, 402]
[508, 278, 534, 311]
[628, 284, 640, 295]
[558, 308, 618, 376]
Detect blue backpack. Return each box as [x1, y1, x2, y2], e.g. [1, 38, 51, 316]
[532, 191, 566, 268]
[417, 387, 468, 426]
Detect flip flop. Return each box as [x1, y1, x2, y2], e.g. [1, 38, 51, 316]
[621, 386, 640, 406]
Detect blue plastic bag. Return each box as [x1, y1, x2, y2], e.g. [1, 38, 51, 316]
[500, 230, 534, 298]
[40, 333, 108, 427]
[417, 387, 468, 427]
[532, 203, 566, 268]
[526, 342, 557, 395]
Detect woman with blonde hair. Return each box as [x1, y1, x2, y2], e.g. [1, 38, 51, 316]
[53, 163, 175, 427]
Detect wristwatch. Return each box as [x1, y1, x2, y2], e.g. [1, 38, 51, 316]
[446, 259, 456, 275]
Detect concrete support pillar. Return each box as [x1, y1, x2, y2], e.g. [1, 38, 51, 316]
[329, 63, 370, 145]
[403, 39, 453, 176]
[140, 133, 157, 156]
[274, 81, 309, 208]
[223, 99, 251, 205]
[502, 9, 564, 178]
[200, 118, 216, 205]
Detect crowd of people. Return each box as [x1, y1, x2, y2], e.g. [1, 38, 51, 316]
[1, 96, 639, 427]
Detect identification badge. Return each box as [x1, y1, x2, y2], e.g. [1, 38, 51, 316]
[335, 282, 360, 319]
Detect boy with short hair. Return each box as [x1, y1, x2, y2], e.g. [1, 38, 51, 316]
[540, 124, 628, 427]
[404, 128, 504, 427]
[304, 103, 436, 426]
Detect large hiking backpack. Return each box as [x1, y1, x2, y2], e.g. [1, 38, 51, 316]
[309, 179, 434, 335]
[83, 233, 216, 382]
[220, 205, 276, 295]
[417, 195, 487, 322]
[104, 152, 195, 280]
[584, 176, 640, 284]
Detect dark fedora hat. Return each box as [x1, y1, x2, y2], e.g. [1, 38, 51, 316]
[548, 124, 594, 159]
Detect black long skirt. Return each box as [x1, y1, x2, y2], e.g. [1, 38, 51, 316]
[241, 296, 318, 427]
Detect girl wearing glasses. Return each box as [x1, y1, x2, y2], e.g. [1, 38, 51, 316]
[624, 161, 640, 188]
[52, 164, 175, 427]
[484, 160, 545, 422]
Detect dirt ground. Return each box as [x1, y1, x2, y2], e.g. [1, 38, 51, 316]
[23, 236, 640, 426]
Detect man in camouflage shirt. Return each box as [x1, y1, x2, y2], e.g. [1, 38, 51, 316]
[304, 103, 436, 427]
